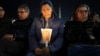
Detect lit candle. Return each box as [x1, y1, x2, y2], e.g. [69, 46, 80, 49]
[41, 28, 52, 47]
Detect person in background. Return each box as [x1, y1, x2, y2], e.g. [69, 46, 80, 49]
[27, 0, 64, 56]
[64, 4, 97, 56]
[0, 6, 16, 56]
[64, 4, 92, 46]
[13, 4, 34, 56]
[91, 12, 100, 24]
[92, 13, 100, 45]
[0, 6, 13, 40]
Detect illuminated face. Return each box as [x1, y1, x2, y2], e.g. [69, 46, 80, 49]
[76, 7, 89, 22]
[18, 8, 29, 20]
[0, 7, 5, 18]
[41, 4, 53, 19]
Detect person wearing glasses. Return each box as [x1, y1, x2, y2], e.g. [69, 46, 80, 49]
[12, 4, 34, 56]
[64, 4, 96, 56]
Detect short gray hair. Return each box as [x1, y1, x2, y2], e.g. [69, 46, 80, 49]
[18, 4, 30, 12]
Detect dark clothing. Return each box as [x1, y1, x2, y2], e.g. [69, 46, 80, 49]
[93, 22, 100, 44]
[27, 17, 64, 56]
[13, 18, 33, 41]
[68, 45, 100, 56]
[0, 17, 16, 56]
[64, 20, 100, 56]
[27, 0, 64, 56]
[13, 17, 34, 56]
[0, 39, 19, 56]
[64, 21, 95, 45]
[0, 17, 13, 38]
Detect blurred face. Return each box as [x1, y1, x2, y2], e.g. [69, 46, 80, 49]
[0, 7, 5, 18]
[93, 14, 100, 22]
[18, 8, 29, 20]
[76, 7, 89, 22]
[41, 4, 52, 20]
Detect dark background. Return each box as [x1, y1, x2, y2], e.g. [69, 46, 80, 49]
[0, 0, 100, 22]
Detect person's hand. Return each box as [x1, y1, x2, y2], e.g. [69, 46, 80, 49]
[43, 47, 50, 54]
[3, 34, 15, 40]
[35, 48, 43, 55]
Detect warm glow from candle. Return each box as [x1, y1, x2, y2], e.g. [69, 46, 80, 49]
[41, 28, 52, 43]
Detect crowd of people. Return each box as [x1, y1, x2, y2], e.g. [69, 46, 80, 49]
[0, 0, 100, 56]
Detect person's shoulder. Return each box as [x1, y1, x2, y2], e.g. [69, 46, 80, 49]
[33, 16, 42, 22]
[28, 17, 34, 20]
[3, 17, 11, 21]
[65, 21, 77, 26]
[27, 17, 34, 22]
[53, 17, 63, 22]
[65, 21, 72, 24]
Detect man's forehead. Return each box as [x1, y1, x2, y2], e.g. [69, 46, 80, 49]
[18, 8, 25, 10]
[18, 8, 28, 12]
[79, 7, 87, 10]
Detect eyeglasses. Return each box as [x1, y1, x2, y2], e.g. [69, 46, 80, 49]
[78, 10, 88, 13]
[18, 11, 28, 13]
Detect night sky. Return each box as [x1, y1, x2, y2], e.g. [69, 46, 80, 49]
[0, 0, 100, 22]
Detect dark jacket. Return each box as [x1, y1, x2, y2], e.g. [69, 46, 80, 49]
[29, 16, 64, 53]
[12, 17, 34, 56]
[13, 17, 33, 42]
[0, 17, 15, 56]
[28, 0, 64, 54]
[93, 22, 100, 44]
[0, 17, 13, 38]
[64, 21, 95, 45]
